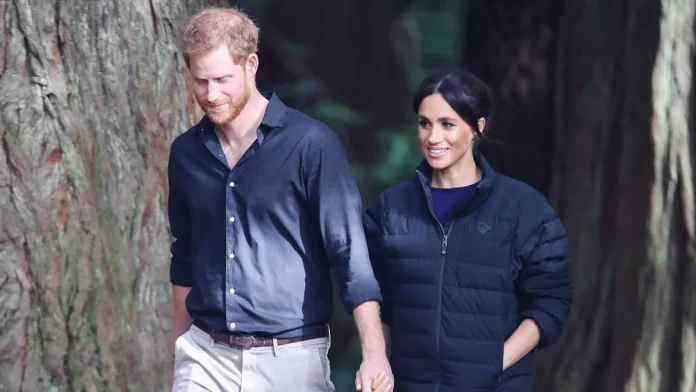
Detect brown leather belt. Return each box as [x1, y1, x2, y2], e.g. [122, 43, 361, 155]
[193, 320, 327, 350]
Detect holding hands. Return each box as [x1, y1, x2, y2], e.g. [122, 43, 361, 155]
[355, 357, 393, 392]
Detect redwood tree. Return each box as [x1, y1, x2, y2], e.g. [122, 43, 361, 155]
[470, 0, 696, 391]
[0, 1, 224, 391]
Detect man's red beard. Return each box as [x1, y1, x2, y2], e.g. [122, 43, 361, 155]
[200, 82, 251, 126]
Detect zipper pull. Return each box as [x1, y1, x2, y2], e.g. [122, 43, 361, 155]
[441, 235, 448, 255]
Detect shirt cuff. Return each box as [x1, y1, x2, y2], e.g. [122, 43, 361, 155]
[342, 279, 383, 312]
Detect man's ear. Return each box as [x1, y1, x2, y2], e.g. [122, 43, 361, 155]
[245, 54, 259, 78]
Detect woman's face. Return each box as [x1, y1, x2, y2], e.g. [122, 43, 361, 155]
[417, 93, 480, 171]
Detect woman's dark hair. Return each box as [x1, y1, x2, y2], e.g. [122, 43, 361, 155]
[412, 69, 496, 141]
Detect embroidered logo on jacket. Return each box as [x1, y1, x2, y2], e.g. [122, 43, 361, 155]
[477, 222, 492, 234]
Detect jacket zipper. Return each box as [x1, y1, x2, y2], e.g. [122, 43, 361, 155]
[416, 168, 488, 389]
[417, 170, 453, 392]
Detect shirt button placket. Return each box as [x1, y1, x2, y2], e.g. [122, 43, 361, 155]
[227, 176, 237, 332]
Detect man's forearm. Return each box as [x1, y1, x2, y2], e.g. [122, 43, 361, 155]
[353, 301, 387, 358]
[382, 323, 391, 348]
[172, 284, 194, 346]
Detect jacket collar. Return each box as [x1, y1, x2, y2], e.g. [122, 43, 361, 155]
[415, 148, 496, 214]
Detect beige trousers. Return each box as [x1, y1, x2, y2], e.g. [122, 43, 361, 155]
[173, 325, 336, 392]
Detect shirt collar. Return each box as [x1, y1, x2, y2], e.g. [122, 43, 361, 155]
[259, 91, 287, 128]
[196, 91, 288, 143]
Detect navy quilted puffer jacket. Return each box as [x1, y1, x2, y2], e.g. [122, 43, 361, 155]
[364, 152, 573, 392]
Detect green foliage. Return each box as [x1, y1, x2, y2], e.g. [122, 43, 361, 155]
[281, 39, 314, 57]
[410, 1, 466, 83]
[275, 79, 322, 99]
[373, 128, 422, 184]
[309, 102, 365, 128]
[352, 126, 423, 202]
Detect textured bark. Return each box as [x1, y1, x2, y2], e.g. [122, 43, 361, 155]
[0, 1, 224, 391]
[464, 0, 565, 194]
[534, 0, 696, 391]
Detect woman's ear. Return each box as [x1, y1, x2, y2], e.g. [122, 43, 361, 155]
[477, 118, 486, 134]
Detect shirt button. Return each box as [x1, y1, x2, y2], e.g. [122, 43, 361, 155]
[229, 182, 235, 187]
[229, 288, 235, 294]
[230, 322, 236, 329]
[229, 252, 235, 259]
[229, 217, 235, 223]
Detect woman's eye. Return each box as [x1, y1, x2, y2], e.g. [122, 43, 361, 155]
[418, 119, 430, 128]
[442, 122, 454, 129]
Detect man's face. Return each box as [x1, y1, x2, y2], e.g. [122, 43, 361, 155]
[189, 45, 250, 126]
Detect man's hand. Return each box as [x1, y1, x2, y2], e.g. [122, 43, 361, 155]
[355, 356, 393, 392]
[171, 284, 193, 392]
[170, 365, 175, 391]
[352, 302, 392, 391]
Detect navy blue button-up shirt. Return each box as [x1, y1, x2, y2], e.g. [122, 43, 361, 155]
[167, 92, 382, 338]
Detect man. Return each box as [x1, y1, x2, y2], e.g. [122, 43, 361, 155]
[168, 7, 393, 392]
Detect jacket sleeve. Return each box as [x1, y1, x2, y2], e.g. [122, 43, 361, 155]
[516, 193, 573, 348]
[363, 196, 392, 326]
[304, 127, 382, 312]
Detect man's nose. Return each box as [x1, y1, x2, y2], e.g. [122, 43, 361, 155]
[206, 83, 220, 102]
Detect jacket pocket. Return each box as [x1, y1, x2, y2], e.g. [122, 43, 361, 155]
[494, 339, 505, 386]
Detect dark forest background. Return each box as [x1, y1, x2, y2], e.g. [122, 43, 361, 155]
[0, 0, 694, 391]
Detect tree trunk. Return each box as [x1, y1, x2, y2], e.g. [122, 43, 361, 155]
[535, 0, 696, 391]
[0, 1, 224, 391]
[464, 0, 565, 195]
[245, 0, 415, 168]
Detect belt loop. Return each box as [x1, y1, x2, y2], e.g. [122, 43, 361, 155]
[272, 338, 280, 357]
[326, 324, 331, 355]
[209, 335, 216, 348]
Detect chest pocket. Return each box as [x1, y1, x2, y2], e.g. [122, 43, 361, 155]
[454, 217, 515, 293]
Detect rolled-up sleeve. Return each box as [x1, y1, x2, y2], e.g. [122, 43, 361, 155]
[168, 142, 194, 287]
[305, 127, 382, 312]
[363, 198, 392, 325]
[517, 196, 573, 348]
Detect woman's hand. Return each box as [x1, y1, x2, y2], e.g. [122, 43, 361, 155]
[355, 370, 393, 392]
[502, 319, 541, 371]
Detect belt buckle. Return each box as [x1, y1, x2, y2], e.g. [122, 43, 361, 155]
[232, 334, 256, 350]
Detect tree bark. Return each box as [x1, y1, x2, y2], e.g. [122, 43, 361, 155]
[0, 1, 224, 391]
[534, 0, 696, 391]
[464, 0, 565, 195]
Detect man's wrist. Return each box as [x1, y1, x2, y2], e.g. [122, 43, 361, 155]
[362, 346, 387, 360]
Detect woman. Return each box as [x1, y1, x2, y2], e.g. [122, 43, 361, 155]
[360, 70, 573, 392]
